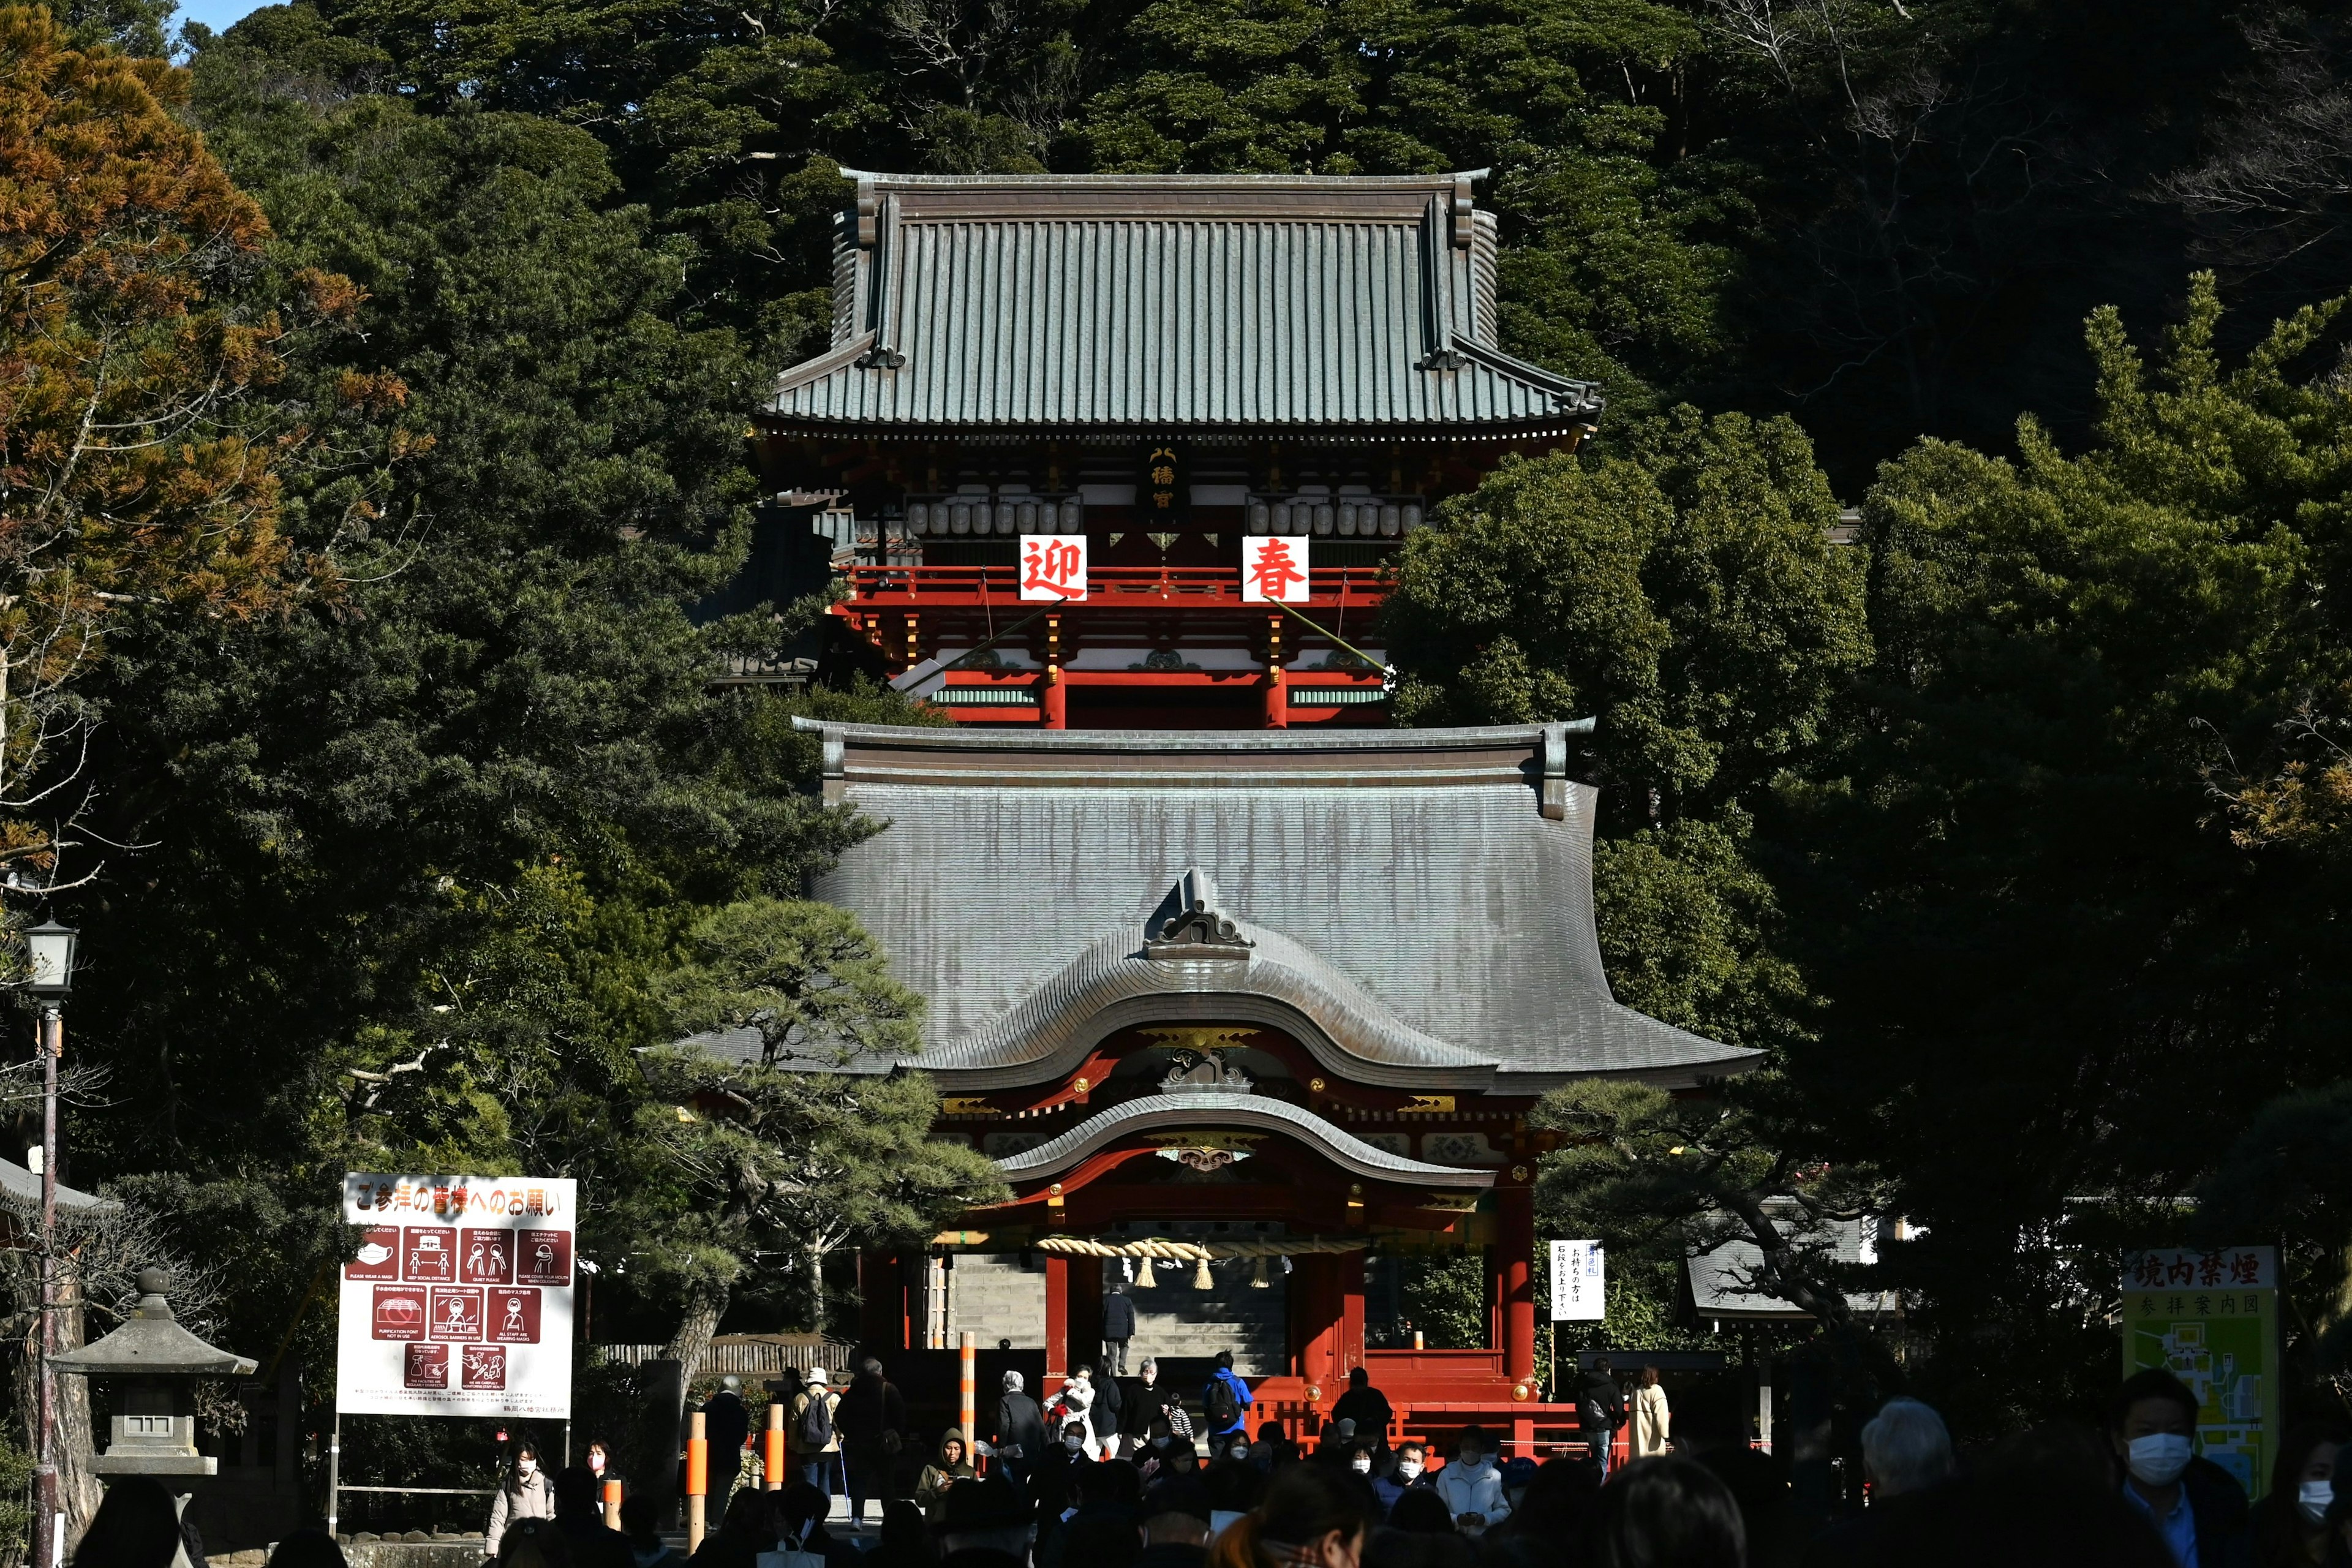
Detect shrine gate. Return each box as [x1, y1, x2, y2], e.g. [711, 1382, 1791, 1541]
[720, 168, 1757, 1454]
[783, 720, 1755, 1453]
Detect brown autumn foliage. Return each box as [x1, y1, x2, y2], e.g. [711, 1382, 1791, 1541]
[0, 5, 355, 892]
[2223, 695, 2352, 855]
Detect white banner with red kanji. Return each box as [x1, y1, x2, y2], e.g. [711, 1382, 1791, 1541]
[1242, 536, 1310, 602]
[336, 1174, 575, 1418]
[1021, 535, 1089, 601]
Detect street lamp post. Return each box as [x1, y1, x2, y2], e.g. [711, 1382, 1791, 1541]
[26, 917, 75, 1568]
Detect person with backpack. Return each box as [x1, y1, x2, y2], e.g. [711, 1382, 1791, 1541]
[1202, 1351, 1251, 1443]
[790, 1365, 845, 1501]
[1573, 1359, 1627, 1479]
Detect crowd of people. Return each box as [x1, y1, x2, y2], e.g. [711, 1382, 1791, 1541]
[67, 1353, 2352, 1568]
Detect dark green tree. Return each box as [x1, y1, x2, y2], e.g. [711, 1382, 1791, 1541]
[1781, 274, 2352, 1432]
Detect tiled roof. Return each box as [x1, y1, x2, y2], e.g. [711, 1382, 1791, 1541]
[918, 918, 1501, 1089]
[766, 172, 1600, 433]
[0, 1155, 113, 1218]
[992, 1090, 1493, 1187]
[794, 722, 1757, 1091]
[1686, 1209, 1899, 1321]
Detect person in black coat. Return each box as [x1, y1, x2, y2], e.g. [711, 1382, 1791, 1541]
[1080, 1363, 1124, 1452]
[553, 1464, 635, 1568]
[2111, 1368, 2253, 1568]
[1122, 1359, 1186, 1453]
[1327, 1368, 1394, 1459]
[837, 1356, 911, 1526]
[995, 1370, 1048, 1485]
[1103, 1283, 1138, 1377]
[702, 1377, 752, 1503]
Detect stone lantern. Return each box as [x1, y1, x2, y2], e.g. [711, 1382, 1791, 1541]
[51, 1268, 257, 1476]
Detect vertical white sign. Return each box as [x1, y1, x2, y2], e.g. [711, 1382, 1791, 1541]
[1020, 535, 1090, 601]
[1241, 535, 1311, 603]
[1551, 1239, 1605, 1321]
[336, 1174, 576, 1417]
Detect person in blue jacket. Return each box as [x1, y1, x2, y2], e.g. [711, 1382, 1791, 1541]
[1202, 1350, 1252, 1442]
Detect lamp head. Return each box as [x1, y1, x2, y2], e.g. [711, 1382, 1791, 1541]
[24, 918, 75, 998]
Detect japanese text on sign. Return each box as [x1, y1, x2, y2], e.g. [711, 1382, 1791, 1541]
[1242, 537, 1311, 604]
[1142, 444, 1186, 517]
[2122, 1246, 2279, 1500]
[1550, 1239, 1605, 1322]
[337, 1174, 575, 1419]
[1021, 535, 1089, 602]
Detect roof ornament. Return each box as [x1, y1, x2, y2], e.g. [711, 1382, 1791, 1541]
[1159, 1050, 1254, 1095]
[1146, 868, 1254, 960]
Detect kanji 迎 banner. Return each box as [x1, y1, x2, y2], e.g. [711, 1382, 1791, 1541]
[336, 1174, 575, 1418]
[1020, 535, 1088, 601]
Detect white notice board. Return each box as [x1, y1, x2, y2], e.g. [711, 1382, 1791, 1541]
[335, 1174, 575, 1417]
[1551, 1239, 1605, 1321]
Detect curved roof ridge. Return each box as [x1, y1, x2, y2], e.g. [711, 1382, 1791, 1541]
[926, 919, 1499, 1084]
[993, 1090, 1494, 1187]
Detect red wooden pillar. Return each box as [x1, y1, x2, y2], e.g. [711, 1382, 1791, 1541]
[857, 1250, 907, 1353]
[1263, 614, 1289, 729]
[1069, 1258, 1104, 1374]
[1040, 615, 1068, 729]
[1292, 1253, 1344, 1397]
[1500, 1182, 1536, 1387]
[1044, 1252, 1069, 1382]
[1340, 1250, 1366, 1382]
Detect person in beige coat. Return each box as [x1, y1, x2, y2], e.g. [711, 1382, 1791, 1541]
[1629, 1367, 1672, 1458]
[485, 1442, 556, 1557]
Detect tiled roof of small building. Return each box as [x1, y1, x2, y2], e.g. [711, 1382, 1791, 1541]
[764, 171, 1601, 434]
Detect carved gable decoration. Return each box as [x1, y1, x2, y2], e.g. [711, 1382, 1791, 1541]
[1146, 867, 1254, 959]
[1159, 1050, 1254, 1095]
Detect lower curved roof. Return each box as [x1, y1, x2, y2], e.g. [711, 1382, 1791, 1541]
[797, 722, 1759, 1091]
[924, 920, 1499, 1089]
[992, 1090, 1493, 1188]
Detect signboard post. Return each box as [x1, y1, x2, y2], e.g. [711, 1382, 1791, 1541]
[2121, 1246, 2280, 1498]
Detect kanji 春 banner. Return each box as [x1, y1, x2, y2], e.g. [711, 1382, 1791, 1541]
[336, 1174, 575, 1418]
[1241, 536, 1310, 603]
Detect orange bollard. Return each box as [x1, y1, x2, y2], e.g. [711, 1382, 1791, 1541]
[960, 1331, 977, 1472]
[764, 1401, 786, 1491]
[603, 1478, 622, 1531]
[687, 1411, 709, 1551]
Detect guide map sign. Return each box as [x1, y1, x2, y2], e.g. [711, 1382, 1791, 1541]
[2121, 1246, 2279, 1498]
[336, 1174, 576, 1418]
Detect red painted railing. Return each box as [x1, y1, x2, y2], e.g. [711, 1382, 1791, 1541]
[840, 564, 1390, 609]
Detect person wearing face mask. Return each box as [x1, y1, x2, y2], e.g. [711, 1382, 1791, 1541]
[2253, 1420, 2345, 1567]
[486, 1442, 556, 1560]
[1372, 1444, 1430, 1517]
[1037, 1419, 1098, 1540]
[1204, 1461, 1377, 1568]
[1431, 1428, 1510, 1534]
[2111, 1368, 2252, 1568]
